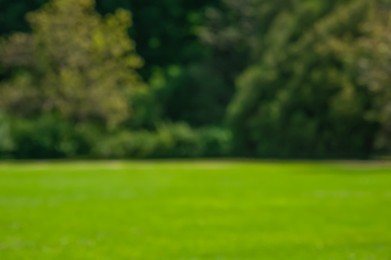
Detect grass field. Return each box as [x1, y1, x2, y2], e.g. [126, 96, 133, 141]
[1, 161, 391, 259]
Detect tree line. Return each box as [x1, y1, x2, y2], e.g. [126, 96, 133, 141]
[0, 0, 390, 159]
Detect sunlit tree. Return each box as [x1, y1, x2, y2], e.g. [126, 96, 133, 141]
[353, 2, 391, 151]
[0, 0, 143, 128]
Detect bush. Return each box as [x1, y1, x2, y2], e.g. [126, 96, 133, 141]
[7, 115, 105, 159]
[2, 115, 232, 159]
[199, 127, 232, 157]
[0, 112, 14, 157]
[8, 115, 74, 158]
[92, 123, 233, 159]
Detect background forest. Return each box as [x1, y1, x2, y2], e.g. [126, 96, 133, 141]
[0, 0, 391, 159]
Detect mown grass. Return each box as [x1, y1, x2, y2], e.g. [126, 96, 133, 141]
[0, 161, 391, 259]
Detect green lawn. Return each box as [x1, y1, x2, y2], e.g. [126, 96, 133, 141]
[1, 161, 391, 259]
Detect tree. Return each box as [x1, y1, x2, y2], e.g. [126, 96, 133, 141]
[351, 1, 391, 152]
[96, 0, 216, 80]
[0, 0, 143, 128]
[228, 0, 378, 158]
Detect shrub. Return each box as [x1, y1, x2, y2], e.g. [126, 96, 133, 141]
[8, 115, 105, 159]
[0, 112, 14, 157]
[199, 127, 232, 157]
[92, 123, 233, 159]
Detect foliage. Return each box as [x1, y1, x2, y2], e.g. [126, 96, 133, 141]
[350, 2, 391, 152]
[199, 0, 261, 83]
[1, 112, 232, 159]
[94, 0, 216, 81]
[0, 112, 14, 156]
[150, 63, 228, 126]
[93, 123, 232, 158]
[1, 0, 391, 159]
[228, 0, 378, 158]
[0, 0, 143, 128]
[5, 114, 106, 158]
[8, 114, 77, 158]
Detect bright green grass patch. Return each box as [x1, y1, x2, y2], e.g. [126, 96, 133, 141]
[1, 161, 391, 259]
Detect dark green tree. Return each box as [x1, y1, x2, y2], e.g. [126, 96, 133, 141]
[349, 1, 391, 153]
[228, 0, 378, 158]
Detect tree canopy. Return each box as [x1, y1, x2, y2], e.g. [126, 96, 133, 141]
[0, 0, 391, 159]
[0, 0, 142, 128]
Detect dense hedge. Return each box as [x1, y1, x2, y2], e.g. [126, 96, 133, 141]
[0, 114, 232, 159]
